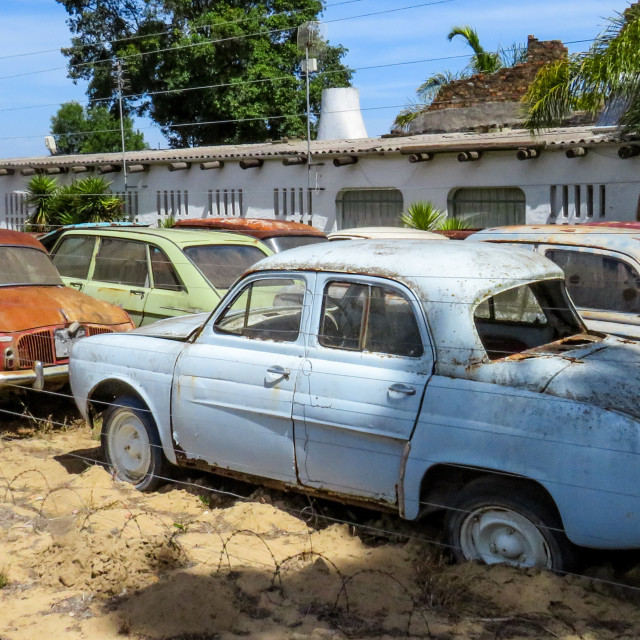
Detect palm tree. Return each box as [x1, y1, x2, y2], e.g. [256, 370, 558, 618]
[524, 5, 640, 132]
[394, 27, 526, 131]
[447, 26, 502, 74]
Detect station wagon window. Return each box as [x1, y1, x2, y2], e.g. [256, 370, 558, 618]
[474, 280, 583, 360]
[93, 238, 148, 287]
[150, 246, 183, 291]
[319, 281, 423, 357]
[52, 236, 95, 279]
[184, 245, 267, 290]
[545, 249, 640, 314]
[214, 277, 306, 342]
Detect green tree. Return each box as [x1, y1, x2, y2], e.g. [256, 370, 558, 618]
[56, 0, 352, 147]
[394, 26, 526, 131]
[51, 101, 147, 155]
[524, 5, 640, 133]
[25, 175, 124, 231]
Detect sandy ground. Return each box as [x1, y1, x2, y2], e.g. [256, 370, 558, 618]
[0, 397, 639, 639]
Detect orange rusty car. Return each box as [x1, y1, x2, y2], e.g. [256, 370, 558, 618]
[0, 230, 134, 391]
[173, 218, 327, 253]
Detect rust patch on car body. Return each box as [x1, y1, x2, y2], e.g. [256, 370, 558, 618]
[174, 217, 326, 239]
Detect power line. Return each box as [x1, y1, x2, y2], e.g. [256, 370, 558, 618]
[0, 0, 369, 63]
[0, 0, 456, 82]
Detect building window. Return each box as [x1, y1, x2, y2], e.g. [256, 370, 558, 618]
[156, 189, 188, 224]
[4, 192, 28, 230]
[448, 187, 525, 228]
[273, 187, 311, 222]
[116, 190, 139, 220]
[336, 188, 403, 229]
[208, 189, 243, 217]
[549, 184, 606, 222]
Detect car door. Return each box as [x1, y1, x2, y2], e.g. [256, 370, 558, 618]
[170, 273, 313, 484]
[540, 244, 640, 337]
[141, 244, 195, 325]
[293, 274, 434, 505]
[82, 237, 150, 326]
[51, 235, 98, 291]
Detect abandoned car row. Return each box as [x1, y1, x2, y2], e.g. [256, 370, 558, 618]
[3, 220, 640, 571]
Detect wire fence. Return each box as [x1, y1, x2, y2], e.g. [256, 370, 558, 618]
[2, 400, 640, 640]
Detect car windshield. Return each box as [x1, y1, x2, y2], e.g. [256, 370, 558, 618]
[0, 246, 63, 286]
[474, 279, 585, 360]
[183, 244, 268, 289]
[265, 235, 328, 253]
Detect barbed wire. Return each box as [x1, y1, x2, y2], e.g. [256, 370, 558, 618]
[1, 405, 640, 618]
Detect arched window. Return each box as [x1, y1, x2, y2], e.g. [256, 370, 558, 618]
[336, 188, 404, 229]
[448, 187, 525, 228]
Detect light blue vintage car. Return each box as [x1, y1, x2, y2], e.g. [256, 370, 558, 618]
[69, 240, 640, 571]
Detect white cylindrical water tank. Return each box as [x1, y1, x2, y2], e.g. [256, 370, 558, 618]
[317, 87, 368, 140]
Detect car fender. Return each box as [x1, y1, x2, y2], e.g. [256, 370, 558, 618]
[402, 375, 640, 549]
[70, 333, 184, 464]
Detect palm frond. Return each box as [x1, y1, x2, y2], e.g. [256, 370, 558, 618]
[400, 201, 445, 230]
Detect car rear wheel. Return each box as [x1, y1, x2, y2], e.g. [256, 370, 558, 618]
[102, 396, 167, 491]
[444, 477, 575, 572]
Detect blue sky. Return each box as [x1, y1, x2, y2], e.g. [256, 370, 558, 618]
[0, 0, 633, 158]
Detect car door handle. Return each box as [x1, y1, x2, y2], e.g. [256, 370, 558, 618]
[130, 289, 146, 297]
[267, 365, 290, 380]
[68, 281, 83, 289]
[388, 383, 416, 396]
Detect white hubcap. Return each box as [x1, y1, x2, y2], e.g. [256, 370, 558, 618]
[108, 410, 151, 483]
[459, 506, 552, 568]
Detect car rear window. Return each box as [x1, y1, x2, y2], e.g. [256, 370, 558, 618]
[0, 247, 62, 286]
[266, 235, 328, 253]
[474, 280, 584, 360]
[184, 244, 267, 289]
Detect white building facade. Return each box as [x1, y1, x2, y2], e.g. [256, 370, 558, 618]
[1, 125, 638, 232]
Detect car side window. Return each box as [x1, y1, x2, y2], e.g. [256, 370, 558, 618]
[150, 246, 183, 291]
[52, 236, 95, 279]
[214, 277, 306, 342]
[93, 238, 149, 287]
[545, 249, 640, 314]
[319, 281, 424, 357]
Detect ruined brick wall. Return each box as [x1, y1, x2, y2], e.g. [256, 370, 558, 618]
[428, 36, 567, 112]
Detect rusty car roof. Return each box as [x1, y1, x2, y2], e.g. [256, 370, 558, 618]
[468, 224, 640, 254]
[0, 229, 47, 251]
[249, 239, 564, 299]
[173, 217, 326, 239]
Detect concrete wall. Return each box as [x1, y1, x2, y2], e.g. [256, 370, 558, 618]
[2, 143, 639, 231]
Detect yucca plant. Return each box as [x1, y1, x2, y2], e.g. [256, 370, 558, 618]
[25, 175, 58, 231]
[401, 201, 445, 230]
[401, 201, 470, 231]
[59, 177, 124, 224]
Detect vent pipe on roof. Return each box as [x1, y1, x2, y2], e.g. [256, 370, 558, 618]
[317, 88, 368, 140]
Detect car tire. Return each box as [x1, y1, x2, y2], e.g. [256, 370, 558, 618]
[101, 396, 167, 491]
[443, 477, 576, 572]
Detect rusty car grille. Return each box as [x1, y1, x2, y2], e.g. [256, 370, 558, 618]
[86, 326, 114, 336]
[17, 330, 55, 368]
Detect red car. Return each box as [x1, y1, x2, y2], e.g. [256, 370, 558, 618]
[0, 230, 134, 391]
[173, 218, 327, 252]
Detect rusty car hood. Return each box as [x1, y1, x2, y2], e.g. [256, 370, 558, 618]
[543, 335, 640, 419]
[0, 286, 131, 332]
[129, 312, 209, 340]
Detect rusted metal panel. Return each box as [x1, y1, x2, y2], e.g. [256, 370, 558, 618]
[174, 217, 326, 239]
[0, 229, 47, 250]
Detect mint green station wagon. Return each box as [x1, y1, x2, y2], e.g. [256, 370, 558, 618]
[50, 228, 272, 326]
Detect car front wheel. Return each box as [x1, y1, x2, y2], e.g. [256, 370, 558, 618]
[444, 477, 575, 572]
[102, 396, 167, 491]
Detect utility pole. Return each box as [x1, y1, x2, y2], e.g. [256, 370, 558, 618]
[115, 60, 130, 218]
